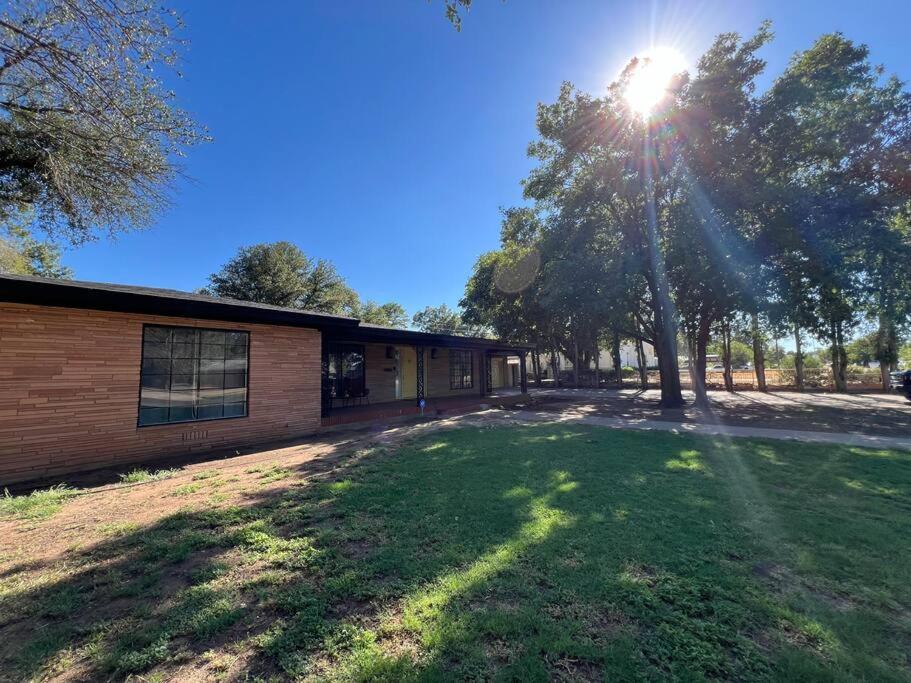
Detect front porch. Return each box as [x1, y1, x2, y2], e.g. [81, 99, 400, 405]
[319, 323, 531, 426]
[319, 389, 525, 427]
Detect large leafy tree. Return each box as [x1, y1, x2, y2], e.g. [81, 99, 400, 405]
[522, 74, 690, 405]
[204, 242, 358, 315]
[411, 304, 464, 334]
[470, 25, 911, 401]
[350, 300, 409, 328]
[758, 34, 911, 390]
[0, 0, 207, 244]
[0, 220, 71, 277]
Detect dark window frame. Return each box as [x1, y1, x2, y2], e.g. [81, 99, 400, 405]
[322, 343, 367, 399]
[138, 324, 250, 428]
[449, 349, 473, 390]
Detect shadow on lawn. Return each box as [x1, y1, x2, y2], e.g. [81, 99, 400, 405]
[2, 425, 910, 681]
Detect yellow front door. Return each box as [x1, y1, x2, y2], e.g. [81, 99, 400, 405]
[400, 346, 417, 399]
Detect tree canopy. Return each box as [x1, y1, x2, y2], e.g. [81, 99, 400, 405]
[463, 25, 911, 397]
[0, 219, 71, 278]
[0, 0, 208, 244]
[412, 304, 465, 334]
[204, 242, 407, 325]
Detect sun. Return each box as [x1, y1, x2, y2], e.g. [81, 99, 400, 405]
[623, 46, 687, 116]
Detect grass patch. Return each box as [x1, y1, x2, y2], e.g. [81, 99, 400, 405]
[0, 485, 75, 520]
[118, 468, 179, 485]
[2, 426, 910, 681]
[172, 483, 202, 496]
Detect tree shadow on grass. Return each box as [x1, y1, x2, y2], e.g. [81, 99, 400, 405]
[1, 425, 910, 681]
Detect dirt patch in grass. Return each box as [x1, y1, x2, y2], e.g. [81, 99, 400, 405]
[0, 439, 345, 568]
[753, 561, 857, 612]
[548, 653, 603, 682]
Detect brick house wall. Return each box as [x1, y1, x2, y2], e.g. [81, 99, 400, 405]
[360, 344, 486, 403]
[364, 344, 397, 403]
[426, 349, 485, 398]
[0, 303, 322, 484]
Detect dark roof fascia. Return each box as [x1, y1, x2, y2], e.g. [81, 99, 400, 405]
[0, 275, 359, 330]
[320, 323, 532, 353]
[0, 275, 531, 351]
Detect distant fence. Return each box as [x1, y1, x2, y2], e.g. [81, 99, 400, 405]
[553, 367, 886, 391]
[663, 368, 884, 391]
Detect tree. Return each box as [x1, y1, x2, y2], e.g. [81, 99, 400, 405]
[522, 80, 688, 405]
[708, 338, 752, 368]
[412, 304, 464, 334]
[0, 0, 207, 244]
[350, 301, 408, 328]
[461, 211, 554, 385]
[845, 332, 877, 367]
[205, 242, 357, 315]
[0, 221, 71, 277]
[759, 34, 911, 391]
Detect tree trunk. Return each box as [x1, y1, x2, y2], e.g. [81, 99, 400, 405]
[635, 335, 648, 389]
[642, 159, 684, 408]
[644, 275, 684, 406]
[688, 317, 711, 406]
[794, 321, 805, 391]
[593, 343, 601, 388]
[696, 316, 710, 399]
[550, 346, 560, 388]
[611, 332, 622, 388]
[685, 335, 701, 400]
[876, 315, 897, 391]
[751, 312, 767, 392]
[572, 338, 580, 388]
[830, 320, 848, 392]
[686, 335, 709, 406]
[721, 319, 734, 392]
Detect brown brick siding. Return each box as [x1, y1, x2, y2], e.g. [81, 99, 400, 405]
[426, 348, 484, 398]
[361, 344, 484, 403]
[0, 303, 321, 484]
[364, 344, 397, 403]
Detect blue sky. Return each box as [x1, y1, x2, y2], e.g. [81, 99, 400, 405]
[64, 0, 911, 319]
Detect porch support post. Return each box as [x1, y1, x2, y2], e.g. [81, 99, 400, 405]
[416, 345, 425, 406]
[485, 352, 493, 397]
[520, 352, 528, 394]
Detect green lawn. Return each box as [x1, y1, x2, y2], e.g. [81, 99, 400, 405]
[2, 425, 910, 681]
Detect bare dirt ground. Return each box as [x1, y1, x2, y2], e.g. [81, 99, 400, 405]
[0, 420, 447, 571]
[528, 388, 911, 436]
[4, 388, 908, 574]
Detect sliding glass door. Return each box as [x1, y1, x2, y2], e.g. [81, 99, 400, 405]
[322, 343, 366, 400]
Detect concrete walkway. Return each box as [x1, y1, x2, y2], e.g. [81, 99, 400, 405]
[495, 408, 911, 451]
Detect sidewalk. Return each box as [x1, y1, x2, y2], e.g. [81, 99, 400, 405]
[499, 408, 911, 451]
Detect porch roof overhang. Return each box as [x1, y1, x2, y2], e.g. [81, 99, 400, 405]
[320, 323, 531, 354]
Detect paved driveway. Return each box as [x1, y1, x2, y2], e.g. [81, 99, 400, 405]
[526, 388, 911, 438]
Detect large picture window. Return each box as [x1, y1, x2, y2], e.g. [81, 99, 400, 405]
[139, 325, 249, 426]
[449, 349, 473, 390]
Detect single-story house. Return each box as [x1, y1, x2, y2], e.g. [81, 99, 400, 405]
[0, 274, 530, 485]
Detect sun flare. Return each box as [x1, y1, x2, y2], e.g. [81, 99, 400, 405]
[624, 46, 687, 116]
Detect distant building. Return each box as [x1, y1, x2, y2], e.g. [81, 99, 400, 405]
[538, 341, 658, 379]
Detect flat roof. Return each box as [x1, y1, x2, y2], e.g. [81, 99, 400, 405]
[0, 273, 530, 352]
